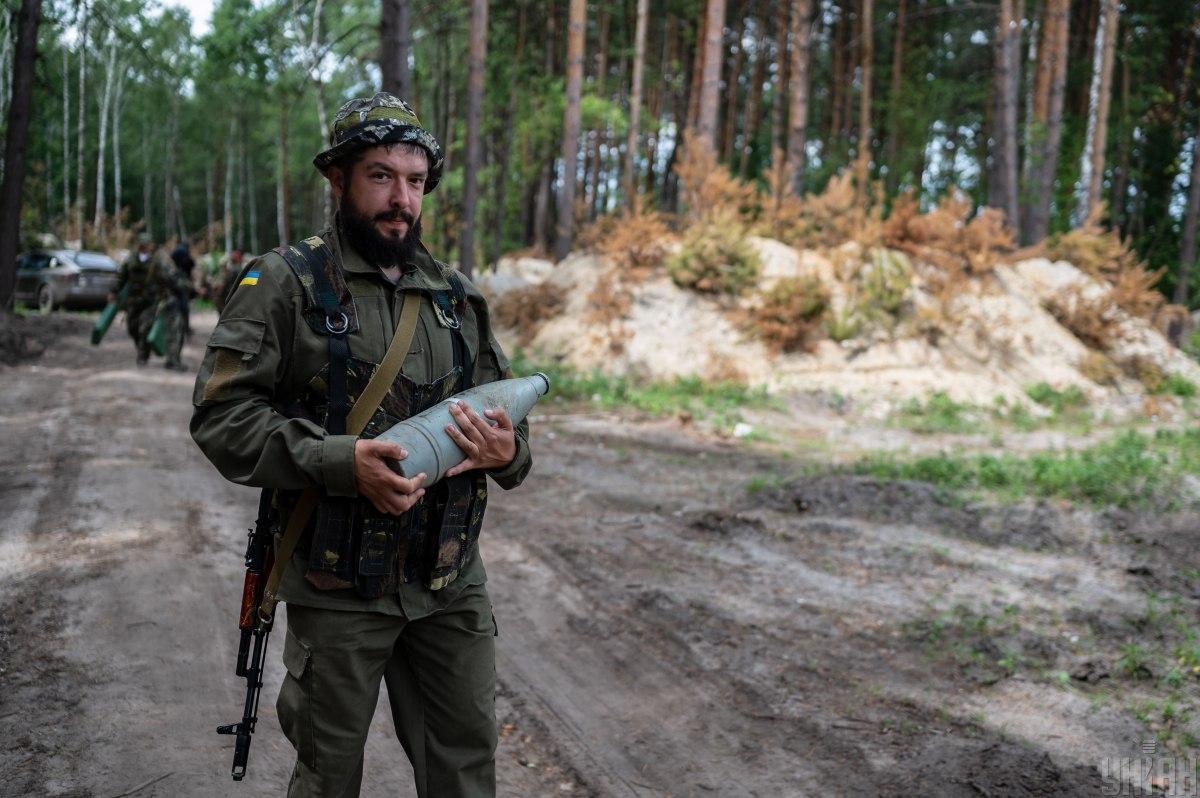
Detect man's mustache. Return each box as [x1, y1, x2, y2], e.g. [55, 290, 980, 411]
[374, 208, 416, 225]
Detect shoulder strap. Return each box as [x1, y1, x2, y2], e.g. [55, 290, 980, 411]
[346, 292, 421, 433]
[259, 291, 423, 622]
[276, 236, 353, 434]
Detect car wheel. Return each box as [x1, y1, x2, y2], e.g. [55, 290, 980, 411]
[37, 283, 55, 314]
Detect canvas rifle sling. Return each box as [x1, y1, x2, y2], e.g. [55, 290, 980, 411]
[259, 291, 422, 621]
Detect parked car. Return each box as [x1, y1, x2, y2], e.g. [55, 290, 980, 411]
[14, 249, 120, 313]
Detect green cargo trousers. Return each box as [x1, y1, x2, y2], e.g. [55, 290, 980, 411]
[277, 582, 498, 798]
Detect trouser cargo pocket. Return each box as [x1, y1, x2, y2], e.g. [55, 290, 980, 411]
[276, 627, 315, 769]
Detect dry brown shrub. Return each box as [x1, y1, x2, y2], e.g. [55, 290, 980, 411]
[884, 189, 1014, 278]
[674, 131, 760, 224]
[1044, 223, 1165, 319]
[1119, 354, 1165, 393]
[748, 275, 830, 353]
[1042, 286, 1120, 351]
[576, 210, 676, 277]
[1109, 264, 1166, 319]
[759, 163, 884, 249]
[490, 282, 567, 346]
[585, 276, 633, 325]
[1078, 351, 1122, 386]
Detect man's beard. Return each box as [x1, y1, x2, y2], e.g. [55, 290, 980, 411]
[339, 191, 423, 268]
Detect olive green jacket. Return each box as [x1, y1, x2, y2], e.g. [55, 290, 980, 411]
[190, 227, 531, 618]
[116, 250, 188, 309]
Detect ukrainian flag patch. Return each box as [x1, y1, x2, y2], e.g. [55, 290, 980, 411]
[239, 271, 261, 287]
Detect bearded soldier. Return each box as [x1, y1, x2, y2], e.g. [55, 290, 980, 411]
[190, 93, 531, 797]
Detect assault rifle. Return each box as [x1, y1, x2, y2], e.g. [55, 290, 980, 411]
[216, 489, 276, 781]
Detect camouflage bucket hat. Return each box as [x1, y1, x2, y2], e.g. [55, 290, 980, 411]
[313, 92, 444, 194]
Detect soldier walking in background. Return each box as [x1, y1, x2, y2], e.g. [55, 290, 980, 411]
[191, 92, 532, 797]
[171, 241, 196, 337]
[157, 257, 191, 371]
[110, 233, 191, 370]
[111, 233, 162, 365]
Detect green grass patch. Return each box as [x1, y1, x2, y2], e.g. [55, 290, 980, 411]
[893, 392, 977, 434]
[895, 387, 1095, 435]
[510, 350, 777, 428]
[1025, 382, 1087, 414]
[849, 428, 1200, 508]
[1156, 374, 1198, 398]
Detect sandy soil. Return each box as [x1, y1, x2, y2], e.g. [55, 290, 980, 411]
[1, 310, 1195, 797]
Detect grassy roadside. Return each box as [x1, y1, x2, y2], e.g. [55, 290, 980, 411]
[511, 350, 778, 429]
[848, 428, 1200, 509]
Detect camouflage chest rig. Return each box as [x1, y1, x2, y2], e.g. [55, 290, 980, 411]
[277, 235, 489, 597]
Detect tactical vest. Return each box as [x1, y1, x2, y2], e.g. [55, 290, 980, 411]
[124, 256, 157, 307]
[275, 235, 489, 598]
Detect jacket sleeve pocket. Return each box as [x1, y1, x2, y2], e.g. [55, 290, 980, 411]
[207, 317, 267, 361]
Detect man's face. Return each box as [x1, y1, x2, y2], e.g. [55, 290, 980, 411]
[331, 145, 427, 244]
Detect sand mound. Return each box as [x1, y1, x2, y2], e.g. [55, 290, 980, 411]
[479, 237, 1198, 409]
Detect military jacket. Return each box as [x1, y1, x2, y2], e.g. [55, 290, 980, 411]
[116, 250, 188, 308]
[190, 227, 532, 618]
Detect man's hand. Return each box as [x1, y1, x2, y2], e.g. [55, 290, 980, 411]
[353, 439, 426, 515]
[106, 290, 117, 304]
[445, 402, 516, 477]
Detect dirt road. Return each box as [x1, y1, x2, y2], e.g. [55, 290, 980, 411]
[2, 311, 1194, 797]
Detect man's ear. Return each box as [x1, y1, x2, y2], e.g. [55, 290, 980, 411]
[328, 166, 347, 200]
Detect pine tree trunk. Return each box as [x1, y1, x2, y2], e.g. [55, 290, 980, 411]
[625, 0, 649, 212]
[380, 0, 412, 100]
[990, 0, 1022, 227]
[112, 66, 125, 217]
[1080, 0, 1118, 224]
[1176, 128, 1200, 306]
[0, 0, 43, 311]
[0, 11, 11, 130]
[459, 0, 487, 278]
[277, 103, 291, 247]
[142, 118, 151, 239]
[247, 149, 257, 254]
[739, 12, 768, 177]
[587, 7, 610, 218]
[164, 95, 180, 241]
[1111, 21, 1130, 233]
[720, 14, 745, 162]
[75, 2, 88, 241]
[855, 0, 874, 193]
[61, 48, 69, 221]
[828, 2, 844, 145]
[533, 160, 551, 253]
[685, 13, 705, 132]
[224, 119, 234, 253]
[884, 0, 907, 194]
[770, 0, 791, 157]
[787, 0, 813, 195]
[93, 34, 116, 230]
[205, 164, 215, 250]
[554, 0, 586, 261]
[1022, 0, 1070, 244]
[696, 0, 726, 148]
[237, 120, 248, 251]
